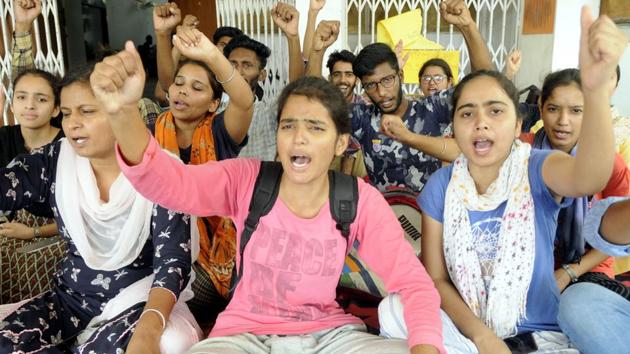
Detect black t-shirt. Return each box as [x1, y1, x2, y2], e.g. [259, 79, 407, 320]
[0, 125, 64, 167]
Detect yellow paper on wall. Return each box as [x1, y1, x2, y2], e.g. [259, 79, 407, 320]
[377, 9, 460, 85]
[403, 50, 460, 84]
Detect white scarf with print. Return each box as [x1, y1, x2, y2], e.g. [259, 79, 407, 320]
[443, 140, 535, 338]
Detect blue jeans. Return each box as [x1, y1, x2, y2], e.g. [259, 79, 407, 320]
[558, 282, 630, 354]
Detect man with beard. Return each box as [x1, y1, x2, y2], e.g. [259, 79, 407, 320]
[326, 50, 366, 105]
[325, 50, 368, 176]
[222, 35, 274, 160]
[307, 0, 494, 193]
[221, 2, 304, 161]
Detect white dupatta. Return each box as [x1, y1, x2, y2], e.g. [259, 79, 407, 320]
[55, 138, 153, 271]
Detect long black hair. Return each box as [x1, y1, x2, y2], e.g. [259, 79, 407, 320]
[540, 68, 581, 107]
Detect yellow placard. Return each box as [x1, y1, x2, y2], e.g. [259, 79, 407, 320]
[402, 50, 460, 85]
[377, 10, 460, 85]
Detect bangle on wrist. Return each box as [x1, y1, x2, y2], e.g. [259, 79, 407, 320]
[140, 308, 166, 330]
[33, 226, 41, 239]
[216, 66, 236, 85]
[440, 138, 447, 155]
[561, 264, 579, 283]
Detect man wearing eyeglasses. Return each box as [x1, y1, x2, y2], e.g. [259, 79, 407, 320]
[308, 0, 494, 194]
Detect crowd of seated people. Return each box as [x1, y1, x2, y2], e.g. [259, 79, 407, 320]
[0, 0, 628, 353]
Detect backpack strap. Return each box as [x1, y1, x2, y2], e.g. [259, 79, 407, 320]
[228, 165, 359, 298]
[328, 170, 359, 247]
[229, 161, 282, 296]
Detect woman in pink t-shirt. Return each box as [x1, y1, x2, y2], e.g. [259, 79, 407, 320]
[88, 29, 444, 354]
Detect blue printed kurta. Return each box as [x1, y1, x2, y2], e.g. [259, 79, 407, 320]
[0, 140, 191, 353]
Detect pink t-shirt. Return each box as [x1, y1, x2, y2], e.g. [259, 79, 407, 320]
[117, 137, 444, 352]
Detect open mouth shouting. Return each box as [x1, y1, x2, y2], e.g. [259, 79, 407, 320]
[290, 154, 312, 170]
[473, 138, 493, 156]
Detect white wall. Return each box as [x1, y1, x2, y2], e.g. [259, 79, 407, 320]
[550, 0, 630, 116]
[105, 0, 167, 50]
[514, 0, 600, 90]
[612, 25, 630, 116]
[295, 0, 346, 77]
[551, 0, 600, 71]
[513, 34, 554, 90]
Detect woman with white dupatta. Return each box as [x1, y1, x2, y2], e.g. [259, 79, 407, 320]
[0, 65, 201, 354]
[378, 6, 628, 354]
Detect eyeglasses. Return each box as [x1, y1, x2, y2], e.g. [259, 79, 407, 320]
[362, 74, 397, 92]
[420, 74, 447, 84]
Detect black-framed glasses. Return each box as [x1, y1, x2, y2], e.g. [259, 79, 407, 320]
[362, 74, 397, 92]
[420, 74, 447, 84]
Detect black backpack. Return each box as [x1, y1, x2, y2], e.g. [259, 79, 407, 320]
[228, 161, 359, 297]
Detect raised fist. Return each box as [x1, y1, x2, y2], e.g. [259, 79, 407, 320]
[579, 6, 629, 92]
[380, 114, 411, 143]
[182, 14, 200, 29]
[310, 0, 326, 12]
[14, 0, 41, 31]
[90, 42, 146, 115]
[153, 3, 182, 34]
[173, 28, 219, 63]
[312, 20, 340, 52]
[272, 2, 300, 38]
[440, 0, 473, 29]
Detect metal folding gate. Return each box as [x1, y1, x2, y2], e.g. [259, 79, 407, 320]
[216, 0, 522, 96]
[0, 0, 522, 122]
[346, 0, 522, 93]
[216, 0, 297, 102]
